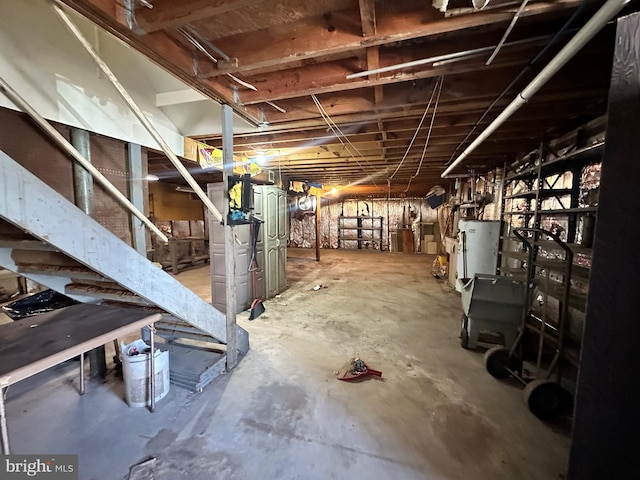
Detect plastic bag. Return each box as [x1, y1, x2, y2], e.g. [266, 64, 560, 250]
[1, 289, 78, 320]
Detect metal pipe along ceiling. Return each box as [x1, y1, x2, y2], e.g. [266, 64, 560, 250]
[441, 0, 631, 178]
[52, 2, 224, 223]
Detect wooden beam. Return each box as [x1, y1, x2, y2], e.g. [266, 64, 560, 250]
[568, 12, 640, 480]
[259, 87, 608, 127]
[235, 20, 598, 103]
[197, 0, 580, 76]
[134, 0, 269, 33]
[359, 0, 377, 37]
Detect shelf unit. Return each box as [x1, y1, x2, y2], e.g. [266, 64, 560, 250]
[338, 216, 383, 250]
[498, 125, 604, 384]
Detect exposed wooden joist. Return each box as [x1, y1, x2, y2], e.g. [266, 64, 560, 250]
[359, 0, 377, 37]
[134, 0, 270, 34]
[197, 0, 580, 77]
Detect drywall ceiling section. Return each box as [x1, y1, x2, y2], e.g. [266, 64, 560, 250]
[0, 0, 252, 153]
[159, 100, 255, 137]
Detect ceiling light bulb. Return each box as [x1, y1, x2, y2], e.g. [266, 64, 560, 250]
[146, 174, 159, 181]
[255, 153, 266, 165]
[330, 187, 337, 195]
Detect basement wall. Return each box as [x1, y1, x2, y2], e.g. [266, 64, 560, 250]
[290, 198, 438, 251]
[149, 183, 206, 222]
[0, 106, 147, 246]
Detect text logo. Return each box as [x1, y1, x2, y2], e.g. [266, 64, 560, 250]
[1, 455, 77, 479]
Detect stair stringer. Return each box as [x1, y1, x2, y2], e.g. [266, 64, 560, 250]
[0, 150, 247, 351]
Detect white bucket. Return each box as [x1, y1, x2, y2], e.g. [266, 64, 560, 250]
[120, 340, 170, 408]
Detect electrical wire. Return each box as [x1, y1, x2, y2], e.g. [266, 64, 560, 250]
[444, 2, 587, 167]
[311, 95, 379, 173]
[388, 77, 441, 181]
[311, 94, 384, 190]
[404, 76, 444, 193]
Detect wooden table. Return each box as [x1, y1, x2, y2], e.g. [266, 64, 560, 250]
[0, 304, 161, 454]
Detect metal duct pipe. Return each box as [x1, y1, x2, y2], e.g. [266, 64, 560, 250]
[52, 2, 224, 223]
[442, 0, 630, 178]
[0, 76, 168, 243]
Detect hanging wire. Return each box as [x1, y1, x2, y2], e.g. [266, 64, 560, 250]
[311, 94, 383, 190]
[444, 1, 587, 167]
[404, 76, 444, 193]
[388, 77, 441, 182]
[311, 94, 380, 173]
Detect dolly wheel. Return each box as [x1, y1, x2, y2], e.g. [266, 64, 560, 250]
[484, 346, 511, 379]
[460, 328, 470, 349]
[524, 380, 564, 420]
[460, 315, 470, 349]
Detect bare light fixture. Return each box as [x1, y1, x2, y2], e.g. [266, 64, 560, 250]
[146, 174, 159, 181]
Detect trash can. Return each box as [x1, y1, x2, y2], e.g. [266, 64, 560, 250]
[120, 339, 170, 408]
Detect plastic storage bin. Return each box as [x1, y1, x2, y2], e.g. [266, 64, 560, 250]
[120, 339, 170, 408]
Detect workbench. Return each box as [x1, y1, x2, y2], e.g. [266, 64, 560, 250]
[153, 237, 209, 274]
[0, 304, 161, 454]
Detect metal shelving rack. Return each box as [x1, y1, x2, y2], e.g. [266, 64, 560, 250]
[498, 133, 604, 377]
[337, 215, 383, 250]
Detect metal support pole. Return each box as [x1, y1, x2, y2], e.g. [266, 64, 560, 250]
[222, 105, 238, 370]
[71, 128, 107, 379]
[149, 325, 155, 413]
[0, 386, 9, 454]
[79, 353, 86, 395]
[127, 143, 147, 256]
[315, 192, 321, 261]
[71, 129, 93, 215]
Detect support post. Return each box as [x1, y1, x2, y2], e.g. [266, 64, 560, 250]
[71, 128, 106, 379]
[568, 12, 640, 479]
[79, 353, 85, 395]
[222, 105, 238, 369]
[127, 143, 147, 256]
[315, 192, 321, 261]
[0, 385, 9, 454]
[71, 129, 93, 216]
[149, 325, 155, 413]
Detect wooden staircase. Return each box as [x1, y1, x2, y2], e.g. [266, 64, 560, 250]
[0, 150, 248, 364]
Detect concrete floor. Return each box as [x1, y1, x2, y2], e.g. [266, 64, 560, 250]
[3, 249, 570, 479]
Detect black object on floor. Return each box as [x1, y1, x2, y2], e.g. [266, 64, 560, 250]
[2, 289, 78, 320]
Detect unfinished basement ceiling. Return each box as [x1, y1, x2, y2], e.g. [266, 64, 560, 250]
[58, 0, 625, 195]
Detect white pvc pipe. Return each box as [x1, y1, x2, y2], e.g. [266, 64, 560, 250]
[442, 0, 630, 178]
[485, 0, 529, 66]
[346, 35, 550, 80]
[0, 76, 168, 244]
[53, 3, 224, 223]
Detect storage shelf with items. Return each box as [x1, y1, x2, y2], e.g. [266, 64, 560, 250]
[338, 216, 383, 250]
[498, 117, 605, 388]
